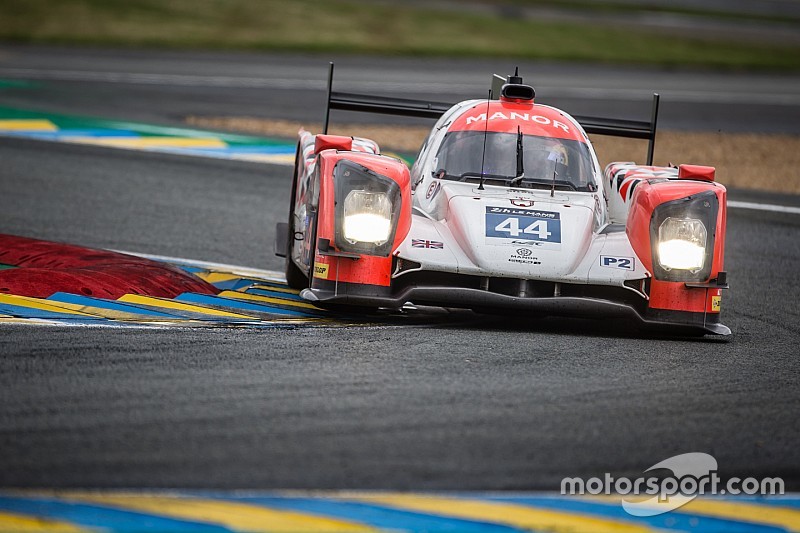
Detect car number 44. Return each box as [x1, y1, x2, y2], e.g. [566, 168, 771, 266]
[494, 217, 551, 239]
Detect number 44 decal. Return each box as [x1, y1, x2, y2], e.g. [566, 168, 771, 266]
[494, 218, 551, 239]
[485, 207, 561, 243]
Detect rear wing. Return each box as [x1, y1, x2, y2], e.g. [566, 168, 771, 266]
[572, 96, 660, 166]
[323, 62, 660, 165]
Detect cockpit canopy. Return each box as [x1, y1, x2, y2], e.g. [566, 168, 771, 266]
[433, 130, 597, 192]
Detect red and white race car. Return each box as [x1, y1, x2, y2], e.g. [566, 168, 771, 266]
[276, 66, 730, 335]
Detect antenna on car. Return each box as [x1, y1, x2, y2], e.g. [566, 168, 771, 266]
[478, 90, 491, 191]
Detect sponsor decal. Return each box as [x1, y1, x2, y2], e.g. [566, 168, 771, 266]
[465, 112, 570, 133]
[509, 248, 541, 265]
[510, 199, 535, 208]
[712, 295, 721, 312]
[426, 181, 441, 200]
[313, 261, 329, 279]
[487, 207, 558, 218]
[600, 255, 635, 270]
[485, 206, 562, 248]
[412, 239, 444, 249]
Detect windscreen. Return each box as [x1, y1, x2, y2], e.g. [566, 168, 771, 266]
[434, 130, 596, 191]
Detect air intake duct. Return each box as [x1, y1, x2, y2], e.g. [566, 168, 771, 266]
[501, 67, 535, 101]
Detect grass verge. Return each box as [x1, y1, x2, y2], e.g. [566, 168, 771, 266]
[187, 116, 800, 194]
[496, 0, 800, 25]
[2, 0, 800, 70]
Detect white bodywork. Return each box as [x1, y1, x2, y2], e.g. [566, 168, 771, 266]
[395, 100, 650, 295]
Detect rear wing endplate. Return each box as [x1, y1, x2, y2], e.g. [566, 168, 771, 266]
[323, 62, 660, 165]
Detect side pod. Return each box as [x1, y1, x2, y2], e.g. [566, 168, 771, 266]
[306, 150, 412, 307]
[626, 177, 729, 334]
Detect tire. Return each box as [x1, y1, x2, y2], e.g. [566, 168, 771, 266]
[284, 143, 309, 290]
[284, 248, 309, 290]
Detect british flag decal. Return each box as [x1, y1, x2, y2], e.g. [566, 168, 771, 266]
[412, 239, 444, 249]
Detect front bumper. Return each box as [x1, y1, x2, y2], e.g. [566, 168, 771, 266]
[301, 284, 730, 336]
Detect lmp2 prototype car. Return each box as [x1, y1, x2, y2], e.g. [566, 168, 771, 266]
[276, 65, 730, 335]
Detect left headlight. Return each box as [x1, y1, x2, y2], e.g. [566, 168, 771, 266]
[650, 190, 718, 282]
[334, 160, 401, 256]
[343, 190, 393, 245]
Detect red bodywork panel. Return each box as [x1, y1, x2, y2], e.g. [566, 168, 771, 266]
[312, 151, 412, 287]
[679, 164, 716, 182]
[626, 180, 727, 314]
[449, 100, 588, 143]
[315, 134, 353, 154]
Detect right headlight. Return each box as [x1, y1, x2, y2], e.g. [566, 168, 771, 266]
[650, 191, 718, 282]
[657, 217, 707, 271]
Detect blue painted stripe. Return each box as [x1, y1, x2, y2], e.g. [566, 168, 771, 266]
[47, 293, 183, 318]
[2, 493, 795, 533]
[0, 496, 231, 533]
[114, 300, 251, 322]
[485, 496, 785, 533]
[0, 130, 139, 139]
[176, 265, 207, 274]
[175, 293, 315, 317]
[57, 129, 141, 138]
[0, 303, 101, 321]
[175, 146, 293, 155]
[152, 149, 289, 161]
[210, 278, 263, 291]
[220, 496, 526, 533]
[0, 131, 286, 155]
[245, 287, 304, 301]
[0, 131, 57, 139]
[714, 495, 800, 509]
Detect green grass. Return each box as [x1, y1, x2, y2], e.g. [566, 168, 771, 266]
[491, 0, 800, 25]
[1, 0, 799, 70]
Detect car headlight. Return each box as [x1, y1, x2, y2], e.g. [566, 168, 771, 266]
[650, 190, 718, 282]
[343, 190, 392, 245]
[334, 160, 401, 256]
[657, 217, 707, 271]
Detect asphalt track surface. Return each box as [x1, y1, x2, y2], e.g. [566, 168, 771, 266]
[0, 47, 799, 490]
[1, 135, 799, 490]
[2, 45, 800, 134]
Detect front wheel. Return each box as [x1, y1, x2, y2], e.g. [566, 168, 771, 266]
[285, 143, 309, 290]
[284, 244, 308, 290]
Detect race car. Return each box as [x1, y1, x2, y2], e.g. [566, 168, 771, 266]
[275, 65, 730, 335]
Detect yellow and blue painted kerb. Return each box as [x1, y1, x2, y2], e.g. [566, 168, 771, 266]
[0, 106, 296, 165]
[0, 491, 797, 532]
[0, 254, 334, 328]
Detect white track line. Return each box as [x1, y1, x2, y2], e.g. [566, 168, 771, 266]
[728, 200, 800, 215]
